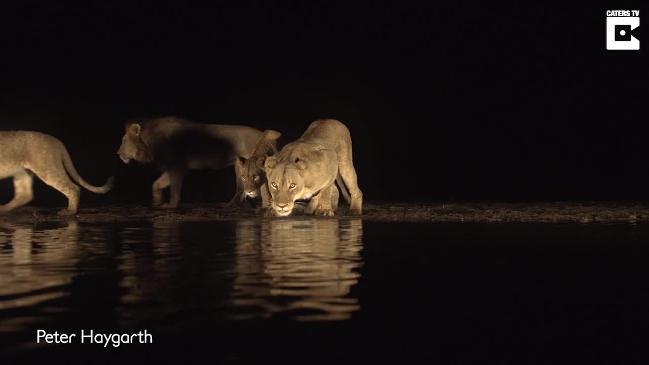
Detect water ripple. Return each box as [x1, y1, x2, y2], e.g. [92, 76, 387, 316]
[0, 216, 364, 349]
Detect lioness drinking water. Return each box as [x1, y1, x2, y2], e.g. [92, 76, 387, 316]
[117, 116, 267, 208]
[264, 119, 363, 217]
[0, 131, 114, 215]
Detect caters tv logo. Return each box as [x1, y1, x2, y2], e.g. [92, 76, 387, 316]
[606, 10, 640, 50]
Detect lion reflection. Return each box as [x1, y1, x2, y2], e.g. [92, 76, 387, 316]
[234, 217, 363, 321]
[0, 220, 80, 331]
[118, 219, 184, 309]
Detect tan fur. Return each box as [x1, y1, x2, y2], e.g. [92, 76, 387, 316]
[117, 116, 264, 208]
[0, 131, 113, 215]
[234, 129, 281, 212]
[264, 119, 362, 217]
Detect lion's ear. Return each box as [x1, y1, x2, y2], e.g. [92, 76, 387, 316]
[264, 156, 277, 171]
[128, 123, 141, 136]
[263, 129, 282, 141]
[295, 158, 307, 170]
[253, 129, 283, 156]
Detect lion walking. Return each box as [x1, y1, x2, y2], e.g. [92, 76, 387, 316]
[0, 131, 113, 215]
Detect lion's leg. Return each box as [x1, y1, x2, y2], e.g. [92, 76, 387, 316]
[0, 170, 34, 213]
[152, 172, 170, 207]
[226, 172, 245, 208]
[257, 184, 274, 216]
[330, 184, 340, 212]
[306, 192, 321, 215]
[31, 164, 81, 215]
[337, 145, 363, 215]
[160, 170, 184, 209]
[258, 184, 275, 217]
[260, 184, 272, 208]
[312, 184, 336, 217]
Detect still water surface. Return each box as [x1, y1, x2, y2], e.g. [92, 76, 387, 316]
[1, 218, 649, 362]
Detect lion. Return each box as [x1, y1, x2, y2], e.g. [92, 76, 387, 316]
[0, 131, 114, 215]
[234, 129, 282, 210]
[263, 119, 362, 217]
[116, 116, 267, 208]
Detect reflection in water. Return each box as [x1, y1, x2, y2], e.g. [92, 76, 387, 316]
[118, 219, 182, 308]
[234, 218, 364, 321]
[0, 217, 364, 349]
[0, 221, 80, 334]
[115, 219, 229, 327]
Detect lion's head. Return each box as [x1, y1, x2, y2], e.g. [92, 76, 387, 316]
[117, 122, 152, 164]
[236, 156, 267, 198]
[236, 129, 282, 199]
[264, 156, 308, 216]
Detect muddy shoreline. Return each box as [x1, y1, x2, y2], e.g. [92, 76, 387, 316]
[2, 202, 649, 224]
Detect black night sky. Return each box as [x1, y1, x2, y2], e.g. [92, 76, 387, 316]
[0, 1, 646, 205]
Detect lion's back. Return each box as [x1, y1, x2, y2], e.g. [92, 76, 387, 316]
[138, 117, 262, 168]
[0, 131, 67, 174]
[300, 119, 352, 149]
[0, 130, 65, 153]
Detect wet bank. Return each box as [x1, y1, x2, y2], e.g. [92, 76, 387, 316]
[2, 202, 649, 224]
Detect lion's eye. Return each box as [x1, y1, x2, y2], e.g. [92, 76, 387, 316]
[289, 183, 296, 189]
[241, 176, 247, 181]
[271, 182, 278, 189]
[253, 175, 260, 182]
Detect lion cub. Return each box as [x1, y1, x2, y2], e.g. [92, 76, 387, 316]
[0, 131, 114, 215]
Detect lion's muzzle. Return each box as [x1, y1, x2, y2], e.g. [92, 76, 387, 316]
[117, 152, 131, 164]
[273, 202, 294, 216]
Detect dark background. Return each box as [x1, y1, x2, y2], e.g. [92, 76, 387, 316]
[0, 1, 646, 206]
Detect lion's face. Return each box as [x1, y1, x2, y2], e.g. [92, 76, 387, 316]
[264, 156, 307, 216]
[235, 156, 267, 198]
[117, 123, 151, 164]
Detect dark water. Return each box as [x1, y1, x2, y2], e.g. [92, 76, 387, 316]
[1, 218, 649, 363]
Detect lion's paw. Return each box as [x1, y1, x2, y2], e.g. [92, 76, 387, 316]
[348, 208, 362, 216]
[158, 203, 179, 210]
[57, 209, 77, 216]
[259, 207, 276, 217]
[314, 208, 335, 217]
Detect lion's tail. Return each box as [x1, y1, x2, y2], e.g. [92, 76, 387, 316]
[335, 173, 351, 205]
[61, 147, 114, 194]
